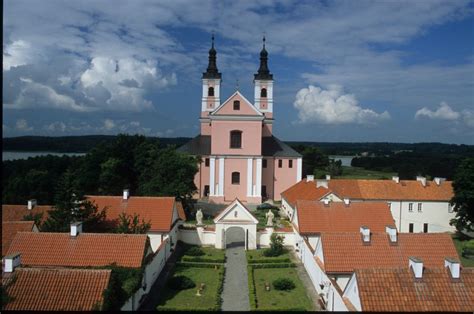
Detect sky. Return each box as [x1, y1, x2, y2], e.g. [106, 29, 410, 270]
[3, 0, 474, 144]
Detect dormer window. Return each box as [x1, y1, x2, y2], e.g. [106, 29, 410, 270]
[208, 87, 214, 96]
[233, 100, 240, 110]
[230, 130, 242, 148]
[261, 88, 267, 98]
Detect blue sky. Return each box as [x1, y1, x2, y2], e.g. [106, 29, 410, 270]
[3, 0, 474, 144]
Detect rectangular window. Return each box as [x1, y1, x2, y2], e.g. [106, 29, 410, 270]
[205, 158, 210, 167]
[233, 100, 240, 110]
[289, 160, 293, 168]
[278, 159, 282, 168]
[423, 223, 428, 233]
[262, 185, 267, 198]
[262, 159, 267, 168]
[417, 203, 422, 212]
[408, 203, 413, 212]
[204, 185, 209, 197]
[230, 131, 242, 148]
[231, 172, 240, 185]
[409, 223, 414, 233]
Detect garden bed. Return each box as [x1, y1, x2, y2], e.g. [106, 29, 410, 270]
[248, 265, 313, 311]
[246, 249, 292, 264]
[156, 264, 225, 311]
[179, 242, 226, 264]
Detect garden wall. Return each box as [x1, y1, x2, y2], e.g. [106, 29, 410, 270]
[179, 228, 216, 246]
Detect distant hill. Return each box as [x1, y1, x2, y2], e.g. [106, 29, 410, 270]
[2, 135, 192, 153]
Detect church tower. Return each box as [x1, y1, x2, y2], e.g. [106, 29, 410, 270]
[254, 36, 274, 119]
[201, 35, 221, 117]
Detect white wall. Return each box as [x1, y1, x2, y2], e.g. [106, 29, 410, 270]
[308, 236, 320, 251]
[179, 228, 216, 246]
[148, 233, 163, 252]
[257, 230, 296, 247]
[281, 198, 293, 219]
[343, 274, 362, 311]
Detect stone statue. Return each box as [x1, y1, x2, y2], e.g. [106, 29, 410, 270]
[196, 209, 204, 226]
[265, 209, 274, 227]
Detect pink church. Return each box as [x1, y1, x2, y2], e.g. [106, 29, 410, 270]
[178, 37, 302, 204]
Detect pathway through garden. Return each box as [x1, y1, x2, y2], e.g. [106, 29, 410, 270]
[221, 245, 250, 311]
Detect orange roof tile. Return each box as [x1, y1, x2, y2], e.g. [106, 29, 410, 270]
[296, 201, 394, 234]
[7, 232, 147, 268]
[328, 179, 453, 201]
[2, 204, 51, 222]
[86, 195, 177, 232]
[321, 232, 459, 273]
[355, 267, 474, 311]
[176, 201, 186, 221]
[3, 268, 111, 311]
[2, 221, 35, 257]
[281, 180, 330, 207]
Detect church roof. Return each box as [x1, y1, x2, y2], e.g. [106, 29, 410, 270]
[177, 135, 301, 158]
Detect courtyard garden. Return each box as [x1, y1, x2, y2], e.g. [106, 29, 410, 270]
[452, 232, 474, 267]
[156, 243, 226, 311]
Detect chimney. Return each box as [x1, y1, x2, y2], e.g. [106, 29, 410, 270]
[323, 199, 330, 206]
[123, 189, 130, 200]
[416, 176, 426, 187]
[409, 257, 424, 279]
[325, 174, 331, 180]
[4, 253, 21, 273]
[434, 177, 446, 186]
[27, 199, 37, 210]
[444, 258, 460, 279]
[343, 198, 350, 206]
[306, 175, 314, 182]
[392, 176, 400, 184]
[316, 179, 328, 189]
[385, 225, 397, 243]
[70, 222, 83, 237]
[360, 226, 370, 243]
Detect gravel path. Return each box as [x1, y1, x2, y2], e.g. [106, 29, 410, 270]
[221, 246, 250, 311]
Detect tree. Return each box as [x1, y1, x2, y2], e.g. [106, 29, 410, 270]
[23, 212, 44, 230]
[327, 159, 342, 176]
[300, 146, 329, 177]
[42, 170, 107, 232]
[450, 158, 474, 232]
[115, 213, 151, 234]
[263, 233, 285, 257]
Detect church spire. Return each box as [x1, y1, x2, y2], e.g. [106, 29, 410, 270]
[254, 35, 273, 80]
[203, 33, 222, 79]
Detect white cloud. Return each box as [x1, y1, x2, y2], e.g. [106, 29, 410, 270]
[3, 40, 35, 70]
[463, 110, 474, 128]
[103, 119, 116, 131]
[44, 121, 67, 132]
[415, 102, 461, 120]
[293, 85, 390, 125]
[15, 119, 33, 131]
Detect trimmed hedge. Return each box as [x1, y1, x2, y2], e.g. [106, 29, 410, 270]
[182, 256, 225, 264]
[176, 261, 223, 268]
[273, 278, 295, 291]
[247, 258, 291, 264]
[186, 247, 205, 256]
[215, 265, 226, 310]
[247, 266, 257, 310]
[251, 263, 296, 269]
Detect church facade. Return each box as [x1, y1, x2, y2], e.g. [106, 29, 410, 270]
[178, 37, 302, 204]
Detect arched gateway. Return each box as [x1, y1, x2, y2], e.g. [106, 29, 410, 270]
[213, 199, 258, 250]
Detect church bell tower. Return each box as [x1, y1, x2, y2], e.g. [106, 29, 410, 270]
[254, 36, 273, 117]
[202, 35, 222, 115]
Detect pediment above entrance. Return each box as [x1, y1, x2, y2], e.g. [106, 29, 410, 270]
[213, 199, 259, 224]
[211, 91, 263, 116]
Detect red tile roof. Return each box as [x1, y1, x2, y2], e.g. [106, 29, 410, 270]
[86, 195, 178, 232]
[2, 204, 51, 222]
[355, 267, 474, 311]
[329, 179, 453, 201]
[321, 232, 459, 273]
[281, 180, 330, 207]
[3, 268, 111, 311]
[296, 200, 394, 234]
[2, 221, 36, 257]
[7, 232, 147, 268]
[281, 178, 453, 204]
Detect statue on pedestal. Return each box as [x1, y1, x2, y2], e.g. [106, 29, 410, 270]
[265, 209, 274, 227]
[196, 208, 204, 226]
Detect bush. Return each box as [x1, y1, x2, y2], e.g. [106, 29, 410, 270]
[185, 246, 205, 256]
[247, 257, 291, 264]
[263, 234, 285, 257]
[181, 256, 225, 264]
[167, 275, 196, 290]
[273, 278, 295, 291]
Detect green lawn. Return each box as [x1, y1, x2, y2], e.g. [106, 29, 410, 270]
[251, 267, 314, 311]
[156, 266, 224, 311]
[180, 243, 226, 262]
[452, 233, 474, 267]
[246, 249, 292, 263]
[336, 166, 396, 179]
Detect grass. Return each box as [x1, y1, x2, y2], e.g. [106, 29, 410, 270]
[452, 232, 474, 267]
[156, 266, 223, 311]
[180, 243, 226, 260]
[246, 249, 292, 262]
[335, 166, 396, 179]
[251, 267, 314, 311]
[185, 218, 215, 225]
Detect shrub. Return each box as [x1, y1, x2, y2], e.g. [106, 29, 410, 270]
[263, 234, 285, 257]
[273, 278, 295, 291]
[167, 275, 196, 290]
[181, 256, 225, 263]
[185, 246, 205, 256]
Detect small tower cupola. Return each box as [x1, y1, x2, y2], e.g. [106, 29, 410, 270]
[202, 34, 222, 80]
[201, 34, 222, 122]
[254, 36, 273, 80]
[254, 36, 274, 121]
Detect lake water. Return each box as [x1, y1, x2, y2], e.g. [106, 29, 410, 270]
[329, 155, 355, 167]
[3, 151, 86, 161]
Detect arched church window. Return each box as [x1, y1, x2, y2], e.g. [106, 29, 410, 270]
[261, 88, 267, 98]
[232, 172, 240, 184]
[230, 130, 242, 148]
[233, 100, 240, 110]
[208, 87, 214, 96]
